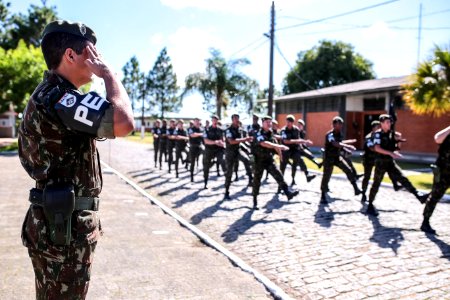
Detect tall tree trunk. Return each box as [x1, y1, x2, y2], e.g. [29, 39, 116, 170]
[216, 95, 221, 119]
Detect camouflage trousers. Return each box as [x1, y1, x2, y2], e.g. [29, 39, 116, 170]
[225, 149, 252, 192]
[368, 158, 417, 203]
[423, 166, 450, 220]
[280, 150, 302, 180]
[203, 147, 226, 183]
[253, 156, 288, 198]
[320, 155, 357, 193]
[153, 139, 160, 166]
[22, 205, 101, 300]
[158, 140, 167, 168]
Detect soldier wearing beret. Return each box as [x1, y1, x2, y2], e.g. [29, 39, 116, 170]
[420, 125, 450, 234]
[320, 116, 362, 202]
[366, 114, 428, 215]
[18, 20, 134, 298]
[202, 115, 227, 189]
[188, 118, 204, 182]
[158, 119, 168, 170]
[151, 119, 161, 167]
[252, 116, 299, 210]
[224, 114, 254, 199]
[280, 114, 315, 187]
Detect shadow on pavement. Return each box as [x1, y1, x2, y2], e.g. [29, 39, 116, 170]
[263, 194, 300, 214]
[367, 214, 405, 255]
[190, 198, 247, 225]
[425, 233, 450, 260]
[221, 210, 293, 243]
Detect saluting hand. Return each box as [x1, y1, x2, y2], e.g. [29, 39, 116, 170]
[84, 44, 110, 78]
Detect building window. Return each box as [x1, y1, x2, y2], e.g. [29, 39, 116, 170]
[363, 98, 385, 111]
[307, 97, 340, 112]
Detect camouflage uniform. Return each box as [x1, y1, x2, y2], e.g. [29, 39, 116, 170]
[158, 124, 168, 169]
[224, 124, 252, 196]
[368, 129, 422, 207]
[174, 127, 188, 178]
[203, 125, 227, 187]
[166, 125, 176, 173]
[252, 128, 298, 209]
[361, 131, 377, 194]
[151, 125, 161, 167]
[422, 134, 450, 229]
[320, 129, 360, 195]
[19, 70, 113, 299]
[188, 125, 203, 182]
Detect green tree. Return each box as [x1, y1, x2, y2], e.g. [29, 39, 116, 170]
[282, 40, 375, 94]
[183, 48, 258, 119]
[0, 40, 47, 113]
[122, 56, 141, 112]
[148, 47, 181, 119]
[403, 45, 450, 117]
[0, 0, 57, 49]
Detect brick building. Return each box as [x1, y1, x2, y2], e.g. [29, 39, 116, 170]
[268, 76, 449, 155]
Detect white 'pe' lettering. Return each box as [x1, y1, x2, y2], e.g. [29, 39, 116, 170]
[74, 106, 93, 127]
[80, 94, 106, 110]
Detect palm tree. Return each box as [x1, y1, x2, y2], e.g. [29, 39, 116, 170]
[182, 48, 258, 119]
[403, 45, 450, 117]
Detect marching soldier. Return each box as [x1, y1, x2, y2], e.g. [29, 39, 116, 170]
[297, 119, 323, 169]
[151, 119, 161, 167]
[158, 119, 168, 170]
[167, 119, 177, 173]
[320, 116, 362, 202]
[174, 120, 189, 178]
[420, 125, 450, 234]
[224, 114, 253, 199]
[203, 115, 227, 189]
[366, 114, 428, 216]
[188, 118, 203, 182]
[280, 115, 315, 187]
[253, 116, 299, 210]
[361, 120, 381, 202]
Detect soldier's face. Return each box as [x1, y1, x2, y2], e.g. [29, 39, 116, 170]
[262, 119, 271, 129]
[177, 123, 183, 129]
[298, 124, 304, 130]
[381, 120, 391, 131]
[211, 118, 218, 126]
[333, 122, 343, 131]
[372, 125, 380, 132]
[194, 119, 200, 127]
[287, 120, 294, 128]
[232, 116, 239, 126]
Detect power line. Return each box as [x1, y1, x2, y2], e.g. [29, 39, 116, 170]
[229, 36, 266, 58]
[240, 38, 268, 58]
[277, 0, 399, 31]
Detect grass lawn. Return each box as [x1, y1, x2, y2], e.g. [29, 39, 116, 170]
[123, 132, 154, 144]
[0, 141, 18, 152]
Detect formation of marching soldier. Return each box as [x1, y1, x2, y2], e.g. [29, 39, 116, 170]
[151, 113, 449, 235]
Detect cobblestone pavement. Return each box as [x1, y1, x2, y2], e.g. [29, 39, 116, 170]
[98, 138, 450, 299]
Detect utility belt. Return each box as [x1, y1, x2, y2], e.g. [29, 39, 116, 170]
[28, 184, 99, 246]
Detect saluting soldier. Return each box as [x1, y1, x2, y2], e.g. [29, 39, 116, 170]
[420, 125, 450, 234]
[252, 116, 299, 210]
[203, 115, 227, 189]
[188, 117, 203, 182]
[280, 115, 315, 187]
[18, 20, 134, 298]
[174, 120, 189, 178]
[166, 119, 177, 173]
[366, 114, 428, 216]
[158, 119, 168, 169]
[320, 116, 362, 202]
[151, 119, 161, 167]
[224, 114, 253, 199]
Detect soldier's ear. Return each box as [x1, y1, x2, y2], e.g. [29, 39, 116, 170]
[63, 48, 76, 64]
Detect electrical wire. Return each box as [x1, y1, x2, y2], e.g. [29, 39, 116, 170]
[229, 36, 266, 58]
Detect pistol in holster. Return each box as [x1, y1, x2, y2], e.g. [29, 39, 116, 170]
[43, 183, 75, 246]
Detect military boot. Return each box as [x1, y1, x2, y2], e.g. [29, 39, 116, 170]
[190, 174, 194, 183]
[361, 192, 367, 203]
[204, 179, 208, 189]
[420, 218, 436, 235]
[234, 171, 239, 182]
[352, 182, 362, 196]
[320, 192, 328, 204]
[247, 175, 253, 187]
[224, 191, 231, 200]
[415, 191, 430, 204]
[253, 197, 259, 210]
[366, 203, 379, 216]
[284, 187, 299, 201]
[306, 174, 316, 182]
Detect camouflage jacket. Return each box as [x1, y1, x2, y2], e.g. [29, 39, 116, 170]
[18, 71, 114, 197]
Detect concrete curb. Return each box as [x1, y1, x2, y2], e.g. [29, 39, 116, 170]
[100, 161, 294, 300]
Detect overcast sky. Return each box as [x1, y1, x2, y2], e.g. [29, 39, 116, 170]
[11, 0, 450, 120]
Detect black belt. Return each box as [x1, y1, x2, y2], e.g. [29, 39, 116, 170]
[29, 188, 100, 211]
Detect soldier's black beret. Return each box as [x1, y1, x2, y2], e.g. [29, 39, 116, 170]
[379, 114, 392, 122]
[262, 115, 272, 121]
[332, 116, 344, 124]
[42, 20, 97, 44]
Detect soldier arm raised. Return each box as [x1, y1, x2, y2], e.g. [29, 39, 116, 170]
[434, 125, 450, 144]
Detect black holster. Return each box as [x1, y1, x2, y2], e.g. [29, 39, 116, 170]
[43, 183, 75, 246]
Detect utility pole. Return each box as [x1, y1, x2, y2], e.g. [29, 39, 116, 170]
[268, 1, 275, 117]
[417, 3, 422, 65]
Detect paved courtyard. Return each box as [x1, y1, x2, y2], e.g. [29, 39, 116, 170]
[97, 138, 450, 299]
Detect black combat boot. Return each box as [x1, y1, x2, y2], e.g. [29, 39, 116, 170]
[420, 218, 436, 235]
[415, 191, 430, 204]
[190, 174, 194, 182]
[284, 187, 299, 201]
[320, 192, 328, 204]
[224, 191, 231, 200]
[352, 182, 362, 196]
[306, 174, 316, 182]
[176, 172, 179, 178]
[204, 179, 208, 189]
[253, 197, 259, 210]
[234, 171, 239, 182]
[361, 192, 367, 203]
[247, 175, 253, 187]
[366, 202, 378, 216]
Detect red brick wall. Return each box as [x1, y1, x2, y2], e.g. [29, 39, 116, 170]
[276, 113, 303, 128]
[306, 111, 339, 147]
[396, 110, 450, 154]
